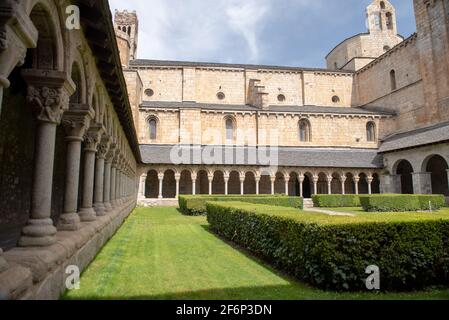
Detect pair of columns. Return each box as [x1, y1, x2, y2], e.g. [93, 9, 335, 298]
[16, 70, 131, 247]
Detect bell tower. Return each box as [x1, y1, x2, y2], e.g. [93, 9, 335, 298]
[366, 0, 398, 35]
[114, 10, 139, 67]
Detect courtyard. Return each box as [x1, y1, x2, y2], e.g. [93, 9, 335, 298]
[63, 206, 449, 300]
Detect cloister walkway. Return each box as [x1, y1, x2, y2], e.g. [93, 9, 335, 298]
[63, 207, 449, 300]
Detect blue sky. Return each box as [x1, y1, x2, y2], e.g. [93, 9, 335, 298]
[109, 0, 416, 68]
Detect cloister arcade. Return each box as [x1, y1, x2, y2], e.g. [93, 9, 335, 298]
[138, 167, 381, 199]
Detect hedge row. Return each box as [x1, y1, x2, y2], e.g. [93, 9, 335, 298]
[360, 194, 446, 212]
[312, 195, 361, 207]
[206, 201, 449, 291]
[179, 194, 303, 216]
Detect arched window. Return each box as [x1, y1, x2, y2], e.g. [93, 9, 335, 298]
[380, 1, 386, 10]
[385, 12, 393, 29]
[366, 121, 376, 142]
[390, 69, 397, 91]
[299, 119, 311, 142]
[148, 117, 157, 140]
[70, 63, 82, 104]
[225, 117, 235, 142]
[127, 26, 131, 35]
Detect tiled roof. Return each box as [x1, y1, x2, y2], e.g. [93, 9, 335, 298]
[140, 101, 392, 116]
[139, 145, 383, 168]
[379, 121, 449, 153]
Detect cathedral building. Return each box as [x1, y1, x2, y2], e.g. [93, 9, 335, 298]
[116, 0, 449, 204]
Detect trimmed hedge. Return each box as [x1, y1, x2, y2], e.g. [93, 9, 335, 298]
[179, 195, 303, 216]
[360, 194, 446, 212]
[312, 195, 361, 207]
[206, 201, 449, 291]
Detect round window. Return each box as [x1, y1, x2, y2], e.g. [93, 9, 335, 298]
[332, 95, 340, 103]
[145, 88, 154, 97]
[277, 94, 286, 102]
[217, 92, 225, 100]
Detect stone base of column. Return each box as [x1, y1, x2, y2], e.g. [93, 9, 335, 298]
[57, 213, 81, 231]
[94, 203, 106, 216]
[78, 208, 97, 221]
[18, 218, 57, 247]
[104, 202, 112, 212]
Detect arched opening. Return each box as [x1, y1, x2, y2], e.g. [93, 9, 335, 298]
[359, 173, 369, 194]
[196, 170, 209, 195]
[386, 12, 393, 30]
[317, 173, 328, 194]
[303, 173, 312, 198]
[425, 155, 449, 196]
[366, 122, 376, 142]
[212, 171, 225, 195]
[259, 174, 271, 194]
[299, 119, 311, 142]
[274, 172, 285, 194]
[372, 173, 381, 194]
[162, 170, 176, 198]
[380, 1, 386, 9]
[331, 173, 342, 194]
[288, 172, 300, 196]
[225, 116, 235, 143]
[148, 117, 158, 140]
[396, 160, 414, 194]
[244, 172, 256, 194]
[390, 70, 397, 91]
[145, 170, 159, 198]
[70, 63, 82, 104]
[228, 171, 240, 194]
[179, 170, 192, 195]
[345, 173, 355, 194]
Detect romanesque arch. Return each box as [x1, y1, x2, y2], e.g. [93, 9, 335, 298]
[395, 159, 414, 194]
[423, 155, 449, 196]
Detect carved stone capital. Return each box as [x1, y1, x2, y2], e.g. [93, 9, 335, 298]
[21, 70, 75, 124]
[83, 125, 103, 152]
[97, 136, 111, 159]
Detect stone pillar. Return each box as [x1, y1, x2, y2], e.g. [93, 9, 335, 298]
[110, 158, 117, 206]
[312, 175, 318, 195]
[208, 174, 213, 195]
[380, 174, 398, 194]
[255, 176, 260, 195]
[93, 137, 110, 216]
[284, 174, 289, 196]
[224, 174, 229, 195]
[138, 173, 147, 199]
[175, 173, 181, 198]
[353, 176, 360, 195]
[298, 175, 304, 198]
[19, 70, 74, 247]
[158, 172, 164, 199]
[78, 126, 102, 221]
[341, 176, 346, 195]
[412, 172, 432, 194]
[270, 176, 276, 195]
[191, 173, 197, 195]
[327, 175, 332, 195]
[58, 108, 92, 230]
[367, 176, 373, 195]
[240, 176, 245, 195]
[103, 152, 113, 211]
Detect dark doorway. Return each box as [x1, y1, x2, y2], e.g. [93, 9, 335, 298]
[396, 160, 414, 194]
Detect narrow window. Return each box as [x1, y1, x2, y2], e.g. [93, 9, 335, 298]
[390, 69, 397, 91]
[225, 117, 234, 142]
[380, 1, 386, 10]
[149, 118, 157, 140]
[299, 119, 311, 142]
[386, 12, 393, 30]
[366, 122, 376, 142]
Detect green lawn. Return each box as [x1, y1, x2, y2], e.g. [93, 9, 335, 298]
[63, 206, 449, 300]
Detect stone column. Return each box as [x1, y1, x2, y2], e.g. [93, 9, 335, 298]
[58, 108, 92, 230]
[367, 175, 373, 195]
[93, 136, 110, 216]
[284, 174, 289, 196]
[270, 176, 276, 195]
[158, 172, 164, 199]
[175, 173, 181, 198]
[138, 173, 147, 199]
[412, 172, 432, 194]
[353, 176, 360, 195]
[447, 169, 449, 193]
[19, 70, 74, 247]
[208, 174, 213, 195]
[191, 173, 197, 195]
[380, 174, 398, 194]
[224, 174, 229, 195]
[103, 151, 114, 211]
[78, 126, 102, 221]
[240, 176, 245, 195]
[327, 175, 332, 195]
[110, 157, 118, 206]
[312, 175, 318, 195]
[298, 175, 304, 198]
[255, 176, 260, 195]
[341, 176, 346, 195]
